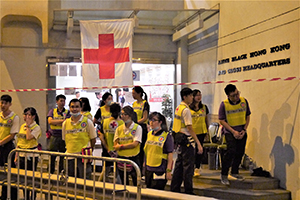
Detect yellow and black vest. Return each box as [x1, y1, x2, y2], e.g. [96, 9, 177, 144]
[0, 113, 16, 140]
[50, 108, 68, 130]
[17, 123, 40, 149]
[132, 100, 148, 124]
[190, 105, 207, 135]
[116, 123, 140, 157]
[172, 103, 188, 133]
[224, 97, 247, 126]
[100, 106, 111, 124]
[144, 131, 168, 167]
[64, 117, 90, 153]
[103, 118, 124, 151]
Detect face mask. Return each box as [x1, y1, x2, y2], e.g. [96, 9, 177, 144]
[106, 101, 112, 106]
[151, 127, 160, 131]
[124, 119, 131, 124]
[70, 112, 80, 117]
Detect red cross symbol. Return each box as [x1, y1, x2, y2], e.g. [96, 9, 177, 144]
[110, 121, 118, 129]
[83, 34, 130, 79]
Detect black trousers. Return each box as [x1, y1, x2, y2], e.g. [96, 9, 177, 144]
[118, 155, 140, 186]
[195, 134, 206, 169]
[171, 144, 195, 194]
[221, 132, 247, 175]
[145, 169, 167, 190]
[0, 141, 15, 167]
[138, 123, 147, 174]
[48, 135, 66, 174]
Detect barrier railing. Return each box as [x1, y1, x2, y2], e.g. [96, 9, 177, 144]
[5, 149, 141, 200]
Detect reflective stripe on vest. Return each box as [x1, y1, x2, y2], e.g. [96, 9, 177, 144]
[50, 108, 68, 130]
[190, 105, 207, 134]
[17, 123, 39, 149]
[65, 117, 90, 153]
[132, 100, 148, 124]
[224, 97, 247, 126]
[172, 103, 188, 133]
[0, 113, 16, 140]
[144, 131, 168, 167]
[103, 118, 124, 151]
[117, 123, 140, 157]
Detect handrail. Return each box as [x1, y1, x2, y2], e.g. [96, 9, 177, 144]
[6, 149, 141, 200]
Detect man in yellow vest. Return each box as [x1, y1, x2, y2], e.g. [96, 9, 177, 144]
[0, 95, 19, 200]
[219, 84, 251, 185]
[170, 88, 203, 195]
[0, 95, 19, 167]
[47, 94, 70, 174]
[62, 99, 97, 179]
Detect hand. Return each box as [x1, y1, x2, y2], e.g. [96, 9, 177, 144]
[197, 143, 203, 154]
[166, 172, 172, 180]
[113, 144, 121, 151]
[233, 130, 240, 139]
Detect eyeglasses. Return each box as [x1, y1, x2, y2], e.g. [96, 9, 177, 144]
[120, 113, 128, 116]
[149, 118, 159, 122]
[229, 91, 241, 98]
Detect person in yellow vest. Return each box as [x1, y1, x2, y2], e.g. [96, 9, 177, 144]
[189, 89, 209, 176]
[144, 112, 174, 190]
[15, 107, 41, 200]
[79, 97, 93, 120]
[93, 92, 113, 133]
[170, 88, 203, 195]
[62, 99, 97, 179]
[113, 106, 142, 186]
[219, 84, 251, 185]
[0, 95, 20, 200]
[98, 103, 123, 181]
[47, 94, 70, 174]
[0, 94, 20, 167]
[132, 86, 149, 173]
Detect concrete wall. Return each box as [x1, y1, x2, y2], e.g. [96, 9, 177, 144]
[186, 1, 300, 199]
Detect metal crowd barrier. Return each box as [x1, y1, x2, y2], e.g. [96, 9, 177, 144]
[4, 149, 141, 200]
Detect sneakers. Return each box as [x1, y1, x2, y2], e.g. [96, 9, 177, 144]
[229, 174, 245, 181]
[221, 175, 230, 185]
[194, 168, 201, 176]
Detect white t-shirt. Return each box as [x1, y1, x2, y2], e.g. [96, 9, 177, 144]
[179, 102, 193, 136]
[113, 122, 142, 143]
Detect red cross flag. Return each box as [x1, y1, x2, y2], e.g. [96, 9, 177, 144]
[80, 19, 134, 88]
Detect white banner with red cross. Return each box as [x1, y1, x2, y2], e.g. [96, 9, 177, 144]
[80, 19, 134, 88]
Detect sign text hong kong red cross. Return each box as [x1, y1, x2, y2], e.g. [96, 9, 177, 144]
[83, 34, 129, 79]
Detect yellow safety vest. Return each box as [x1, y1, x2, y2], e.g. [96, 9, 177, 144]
[224, 97, 247, 126]
[144, 131, 168, 167]
[81, 111, 93, 120]
[64, 117, 90, 153]
[17, 123, 40, 149]
[190, 105, 207, 135]
[103, 118, 124, 151]
[100, 106, 111, 124]
[50, 108, 68, 130]
[172, 103, 188, 133]
[116, 123, 140, 157]
[0, 113, 16, 140]
[132, 100, 148, 124]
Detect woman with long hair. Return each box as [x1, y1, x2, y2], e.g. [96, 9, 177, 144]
[189, 89, 209, 176]
[93, 92, 113, 128]
[113, 106, 142, 186]
[79, 97, 92, 120]
[144, 112, 174, 190]
[15, 107, 41, 200]
[132, 86, 149, 172]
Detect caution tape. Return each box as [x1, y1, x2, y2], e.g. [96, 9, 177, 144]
[0, 76, 299, 93]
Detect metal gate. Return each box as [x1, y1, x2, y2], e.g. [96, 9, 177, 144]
[4, 149, 141, 200]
